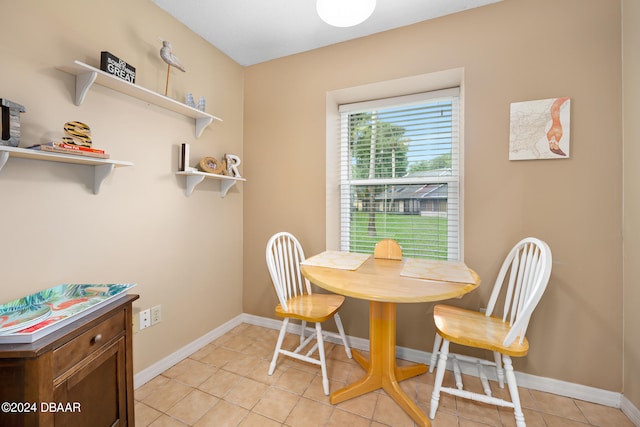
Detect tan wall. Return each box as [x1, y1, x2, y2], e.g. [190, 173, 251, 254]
[623, 0, 640, 408]
[0, 0, 245, 372]
[1, 0, 632, 399]
[244, 0, 624, 391]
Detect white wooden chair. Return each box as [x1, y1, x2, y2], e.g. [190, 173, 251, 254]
[265, 232, 352, 395]
[428, 237, 552, 427]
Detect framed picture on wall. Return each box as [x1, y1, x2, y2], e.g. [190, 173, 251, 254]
[509, 97, 571, 160]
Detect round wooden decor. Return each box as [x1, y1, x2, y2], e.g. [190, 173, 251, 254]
[198, 156, 223, 174]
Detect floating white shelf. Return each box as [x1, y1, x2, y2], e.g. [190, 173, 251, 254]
[176, 170, 245, 197]
[0, 146, 133, 194]
[59, 61, 222, 138]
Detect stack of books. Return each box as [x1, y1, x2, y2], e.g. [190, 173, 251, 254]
[27, 121, 109, 159]
[26, 142, 110, 159]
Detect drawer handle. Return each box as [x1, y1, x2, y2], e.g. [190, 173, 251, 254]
[91, 334, 103, 345]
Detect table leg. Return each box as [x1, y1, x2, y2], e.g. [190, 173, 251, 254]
[330, 301, 430, 427]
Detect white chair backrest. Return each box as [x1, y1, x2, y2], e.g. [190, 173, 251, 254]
[485, 237, 552, 347]
[266, 232, 312, 312]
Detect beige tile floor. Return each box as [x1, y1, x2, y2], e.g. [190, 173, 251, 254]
[135, 323, 634, 427]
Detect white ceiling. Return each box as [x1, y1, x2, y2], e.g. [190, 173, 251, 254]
[151, 0, 502, 66]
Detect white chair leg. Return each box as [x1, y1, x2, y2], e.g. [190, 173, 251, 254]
[269, 318, 289, 375]
[503, 355, 526, 427]
[494, 350, 505, 388]
[478, 361, 491, 396]
[304, 342, 319, 357]
[300, 320, 307, 345]
[429, 333, 442, 373]
[429, 339, 450, 419]
[333, 313, 352, 359]
[315, 322, 330, 395]
[452, 356, 463, 389]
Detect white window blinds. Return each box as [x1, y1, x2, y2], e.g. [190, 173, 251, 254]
[338, 88, 461, 260]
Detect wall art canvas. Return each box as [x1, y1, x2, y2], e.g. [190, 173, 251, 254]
[509, 97, 571, 160]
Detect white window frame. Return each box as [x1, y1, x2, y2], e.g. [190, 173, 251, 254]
[325, 69, 465, 260]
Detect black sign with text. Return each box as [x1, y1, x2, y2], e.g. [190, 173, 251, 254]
[100, 51, 136, 84]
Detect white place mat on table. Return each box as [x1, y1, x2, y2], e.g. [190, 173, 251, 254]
[400, 259, 475, 284]
[301, 251, 370, 270]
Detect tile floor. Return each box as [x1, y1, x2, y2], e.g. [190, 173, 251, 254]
[135, 323, 634, 427]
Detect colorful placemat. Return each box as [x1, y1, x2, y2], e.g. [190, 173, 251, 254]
[302, 251, 370, 270]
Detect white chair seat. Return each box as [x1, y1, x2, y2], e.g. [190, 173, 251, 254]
[433, 304, 529, 357]
[275, 293, 346, 322]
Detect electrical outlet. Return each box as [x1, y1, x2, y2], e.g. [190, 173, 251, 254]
[139, 308, 151, 330]
[151, 305, 161, 325]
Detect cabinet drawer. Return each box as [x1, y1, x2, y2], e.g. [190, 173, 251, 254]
[53, 310, 125, 378]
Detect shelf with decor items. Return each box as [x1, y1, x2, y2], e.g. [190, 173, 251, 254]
[58, 60, 222, 138]
[0, 145, 133, 194]
[176, 170, 245, 197]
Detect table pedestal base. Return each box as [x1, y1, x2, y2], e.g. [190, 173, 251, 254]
[330, 301, 430, 427]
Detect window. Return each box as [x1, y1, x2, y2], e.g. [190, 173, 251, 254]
[338, 88, 461, 260]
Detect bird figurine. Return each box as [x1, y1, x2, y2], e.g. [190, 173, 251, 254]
[160, 41, 186, 72]
[160, 40, 185, 95]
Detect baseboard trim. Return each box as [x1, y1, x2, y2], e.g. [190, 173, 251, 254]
[133, 315, 243, 389]
[133, 313, 639, 423]
[622, 395, 640, 426]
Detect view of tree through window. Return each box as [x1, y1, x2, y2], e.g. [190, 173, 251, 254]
[339, 89, 460, 260]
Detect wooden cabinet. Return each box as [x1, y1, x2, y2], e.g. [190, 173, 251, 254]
[0, 294, 138, 427]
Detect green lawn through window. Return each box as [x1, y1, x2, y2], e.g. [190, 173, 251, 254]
[349, 212, 450, 260]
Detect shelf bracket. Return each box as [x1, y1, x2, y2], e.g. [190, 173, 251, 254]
[184, 174, 206, 196]
[220, 179, 237, 198]
[94, 163, 115, 194]
[0, 151, 9, 172]
[195, 116, 214, 138]
[75, 70, 98, 106]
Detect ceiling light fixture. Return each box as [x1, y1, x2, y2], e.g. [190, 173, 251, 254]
[316, 0, 376, 28]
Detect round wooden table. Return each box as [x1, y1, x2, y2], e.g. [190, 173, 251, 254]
[301, 253, 480, 427]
